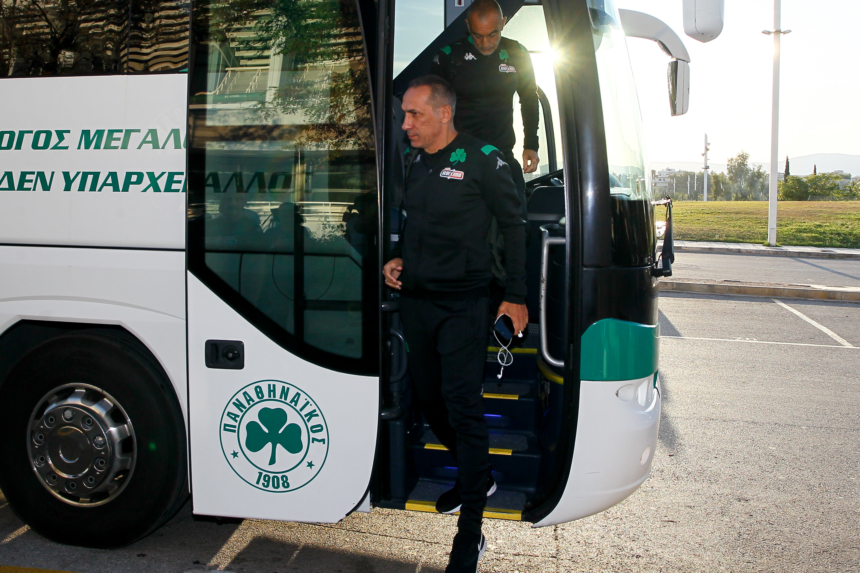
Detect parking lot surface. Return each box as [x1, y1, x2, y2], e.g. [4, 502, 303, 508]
[1, 293, 859, 572]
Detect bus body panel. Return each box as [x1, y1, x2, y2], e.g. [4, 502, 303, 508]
[187, 274, 378, 522]
[535, 374, 661, 527]
[0, 245, 188, 417]
[0, 75, 186, 249]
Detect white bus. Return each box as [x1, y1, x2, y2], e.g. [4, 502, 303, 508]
[0, 0, 704, 548]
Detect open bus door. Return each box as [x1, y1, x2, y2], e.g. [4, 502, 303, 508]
[378, 0, 661, 525]
[184, 0, 381, 522]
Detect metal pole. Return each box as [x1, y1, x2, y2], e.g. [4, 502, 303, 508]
[702, 134, 709, 202]
[767, 0, 782, 246]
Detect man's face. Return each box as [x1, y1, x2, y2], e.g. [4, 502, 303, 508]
[466, 12, 506, 55]
[401, 85, 445, 150]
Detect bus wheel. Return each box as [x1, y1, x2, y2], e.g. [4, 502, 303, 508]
[0, 331, 188, 548]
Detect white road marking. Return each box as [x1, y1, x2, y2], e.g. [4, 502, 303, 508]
[772, 299, 854, 348]
[660, 336, 858, 349]
[1, 525, 29, 544]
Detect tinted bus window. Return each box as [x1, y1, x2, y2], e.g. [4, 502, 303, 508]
[128, 0, 191, 72]
[187, 0, 378, 373]
[0, 0, 188, 76]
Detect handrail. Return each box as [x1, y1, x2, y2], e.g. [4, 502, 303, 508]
[539, 234, 567, 368]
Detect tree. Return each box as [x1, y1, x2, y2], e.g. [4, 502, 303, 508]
[784, 156, 790, 178]
[806, 173, 841, 198]
[727, 151, 751, 191]
[778, 176, 810, 201]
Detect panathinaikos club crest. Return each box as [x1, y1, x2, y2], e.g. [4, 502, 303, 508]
[220, 380, 329, 492]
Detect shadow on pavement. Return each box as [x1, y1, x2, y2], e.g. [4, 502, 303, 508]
[220, 536, 442, 573]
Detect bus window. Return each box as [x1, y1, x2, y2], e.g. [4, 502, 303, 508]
[187, 0, 378, 370]
[587, 0, 656, 266]
[128, 0, 191, 73]
[0, 0, 189, 76]
[0, 0, 127, 76]
[502, 5, 564, 182]
[393, 0, 443, 77]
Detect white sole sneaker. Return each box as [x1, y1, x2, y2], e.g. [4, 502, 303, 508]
[476, 534, 487, 571]
[441, 480, 498, 515]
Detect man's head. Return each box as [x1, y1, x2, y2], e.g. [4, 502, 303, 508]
[401, 75, 457, 152]
[466, 0, 506, 56]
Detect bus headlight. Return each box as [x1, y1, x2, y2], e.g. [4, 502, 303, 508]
[615, 377, 654, 407]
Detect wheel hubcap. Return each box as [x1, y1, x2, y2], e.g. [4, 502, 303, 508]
[28, 384, 136, 506]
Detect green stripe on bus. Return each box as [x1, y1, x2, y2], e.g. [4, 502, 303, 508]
[580, 319, 659, 381]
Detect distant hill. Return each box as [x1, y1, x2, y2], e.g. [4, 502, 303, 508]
[651, 154, 860, 177]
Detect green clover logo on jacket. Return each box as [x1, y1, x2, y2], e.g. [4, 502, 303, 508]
[499, 49, 509, 62]
[451, 148, 467, 165]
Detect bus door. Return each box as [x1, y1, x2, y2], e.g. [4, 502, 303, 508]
[184, 0, 381, 522]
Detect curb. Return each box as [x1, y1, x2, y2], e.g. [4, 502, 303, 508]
[660, 281, 860, 302]
[671, 244, 860, 260]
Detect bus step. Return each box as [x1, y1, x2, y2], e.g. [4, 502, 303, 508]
[399, 479, 530, 521]
[482, 393, 539, 433]
[404, 500, 522, 521]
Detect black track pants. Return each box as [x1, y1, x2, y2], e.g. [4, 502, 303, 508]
[400, 296, 490, 537]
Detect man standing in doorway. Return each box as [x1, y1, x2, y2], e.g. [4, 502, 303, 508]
[430, 0, 540, 213]
[384, 75, 527, 572]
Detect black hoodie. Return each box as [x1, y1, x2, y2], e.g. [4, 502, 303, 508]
[391, 132, 527, 304]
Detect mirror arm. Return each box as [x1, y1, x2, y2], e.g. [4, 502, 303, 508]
[652, 197, 674, 278]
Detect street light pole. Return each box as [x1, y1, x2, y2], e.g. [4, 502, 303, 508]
[702, 134, 710, 202]
[764, 1, 791, 246]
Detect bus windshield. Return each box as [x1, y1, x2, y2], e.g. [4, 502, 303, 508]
[588, 0, 651, 201]
[588, 0, 655, 265]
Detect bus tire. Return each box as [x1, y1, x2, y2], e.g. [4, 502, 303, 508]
[0, 330, 188, 548]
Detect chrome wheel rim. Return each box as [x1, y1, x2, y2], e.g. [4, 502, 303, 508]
[28, 384, 136, 506]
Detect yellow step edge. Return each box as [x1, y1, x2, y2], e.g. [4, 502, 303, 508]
[483, 392, 519, 400]
[405, 499, 522, 521]
[423, 444, 513, 455]
[537, 357, 564, 385]
[488, 347, 538, 354]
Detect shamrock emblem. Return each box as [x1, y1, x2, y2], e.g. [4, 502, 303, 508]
[499, 49, 509, 62]
[450, 148, 467, 165]
[245, 407, 303, 466]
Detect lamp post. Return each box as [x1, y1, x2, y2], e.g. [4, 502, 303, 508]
[763, 1, 791, 246]
[702, 134, 710, 201]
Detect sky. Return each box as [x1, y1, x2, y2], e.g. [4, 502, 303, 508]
[615, 0, 860, 167]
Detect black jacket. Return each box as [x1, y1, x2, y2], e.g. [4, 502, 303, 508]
[391, 133, 527, 304]
[430, 36, 540, 152]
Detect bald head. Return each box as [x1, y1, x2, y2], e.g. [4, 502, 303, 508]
[466, 0, 503, 21]
[466, 0, 506, 55]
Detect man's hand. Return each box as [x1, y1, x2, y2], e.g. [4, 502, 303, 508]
[522, 149, 540, 174]
[497, 302, 528, 336]
[383, 258, 403, 290]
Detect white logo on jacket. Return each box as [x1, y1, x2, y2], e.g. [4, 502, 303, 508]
[496, 157, 507, 170]
[440, 168, 465, 180]
[464, 52, 477, 61]
[499, 64, 517, 73]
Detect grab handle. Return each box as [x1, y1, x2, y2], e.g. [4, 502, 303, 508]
[539, 234, 567, 368]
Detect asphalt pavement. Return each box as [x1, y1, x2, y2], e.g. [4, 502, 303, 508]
[671, 252, 860, 289]
[2, 292, 859, 572]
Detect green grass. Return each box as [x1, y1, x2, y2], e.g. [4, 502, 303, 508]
[671, 202, 860, 248]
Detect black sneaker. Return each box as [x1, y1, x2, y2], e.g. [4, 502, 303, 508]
[435, 474, 497, 514]
[445, 532, 487, 573]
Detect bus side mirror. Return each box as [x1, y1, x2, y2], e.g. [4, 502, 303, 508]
[668, 60, 690, 116]
[683, 0, 725, 43]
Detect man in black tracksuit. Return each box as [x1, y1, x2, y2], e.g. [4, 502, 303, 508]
[429, 0, 540, 216]
[384, 75, 527, 573]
